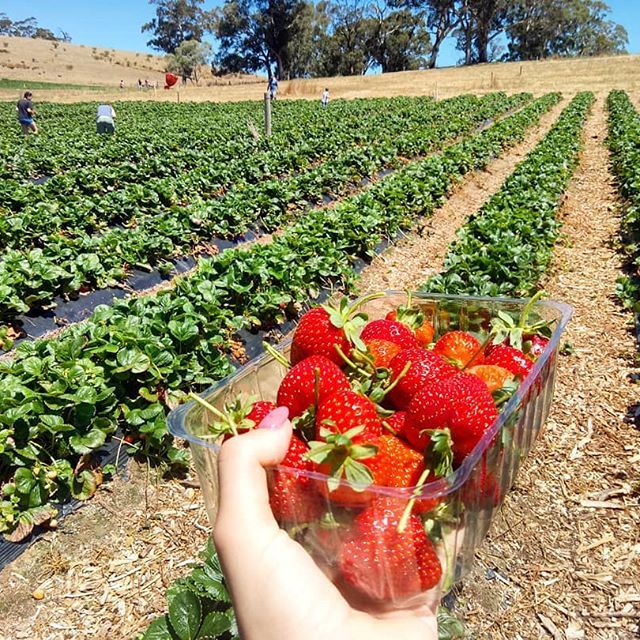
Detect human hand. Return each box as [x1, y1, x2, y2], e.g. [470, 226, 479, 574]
[214, 407, 439, 640]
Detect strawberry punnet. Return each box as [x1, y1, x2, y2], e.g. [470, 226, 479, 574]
[387, 348, 457, 409]
[406, 372, 498, 460]
[339, 497, 442, 601]
[484, 344, 533, 379]
[269, 433, 323, 522]
[433, 330, 485, 368]
[360, 319, 419, 350]
[277, 355, 350, 418]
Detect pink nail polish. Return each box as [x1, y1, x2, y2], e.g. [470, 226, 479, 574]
[258, 406, 289, 430]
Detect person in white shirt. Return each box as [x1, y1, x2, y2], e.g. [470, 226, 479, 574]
[96, 104, 116, 134]
[322, 88, 329, 108]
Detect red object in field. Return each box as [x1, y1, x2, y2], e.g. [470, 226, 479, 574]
[165, 73, 178, 89]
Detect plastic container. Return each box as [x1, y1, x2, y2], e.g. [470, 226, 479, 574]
[168, 291, 572, 608]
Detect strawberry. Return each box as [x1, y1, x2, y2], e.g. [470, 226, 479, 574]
[484, 344, 533, 379]
[339, 497, 442, 601]
[316, 389, 382, 442]
[290, 296, 374, 366]
[405, 372, 498, 461]
[360, 319, 418, 350]
[466, 364, 514, 393]
[386, 310, 435, 347]
[383, 410, 408, 438]
[364, 338, 401, 369]
[387, 348, 457, 409]
[523, 333, 549, 359]
[277, 355, 350, 418]
[374, 434, 425, 489]
[246, 400, 278, 427]
[433, 330, 485, 368]
[460, 454, 503, 509]
[269, 433, 323, 522]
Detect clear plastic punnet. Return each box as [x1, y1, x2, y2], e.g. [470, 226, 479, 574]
[168, 291, 572, 608]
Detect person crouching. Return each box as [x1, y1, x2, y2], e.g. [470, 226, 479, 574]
[96, 104, 116, 134]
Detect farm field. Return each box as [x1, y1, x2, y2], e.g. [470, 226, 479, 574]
[0, 88, 638, 640]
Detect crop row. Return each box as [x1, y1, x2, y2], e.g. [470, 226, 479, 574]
[425, 91, 594, 297]
[605, 91, 640, 311]
[0, 97, 434, 232]
[0, 93, 529, 334]
[0, 93, 560, 538]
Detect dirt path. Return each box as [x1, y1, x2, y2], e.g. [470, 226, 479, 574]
[453, 98, 640, 639]
[357, 98, 567, 292]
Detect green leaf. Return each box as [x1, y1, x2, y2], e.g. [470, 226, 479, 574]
[168, 589, 202, 640]
[343, 458, 373, 489]
[14, 468, 36, 495]
[143, 616, 173, 640]
[69, 428, 107, 454]
[115, 348, 151, 374]
[196, 611, 233, 638]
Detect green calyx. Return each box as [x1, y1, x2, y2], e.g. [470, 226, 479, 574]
[307, 425, 377, 492]
[392, 291, 426, 331]
[190, 392, 257, 438]
[323, 292, 384, 352]
[424, 428, 454, 479]
[490, 290, 554, 350]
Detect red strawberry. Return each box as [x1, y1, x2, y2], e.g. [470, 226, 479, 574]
[523, 334, 549, 359]
[386, 310, 435, 347]
[290, 297, 372, 366]
[387, 348, 457, 409]
[375, 436, 440, 513]
[384, 410, 408, 438]
[339, 497, 442, 601]
[291, 307, 351, 366]
[484, 344, 533, 379]
[364, 338, 401, 369]
[406, 372, 498, 461]
[360, 319, 418, 350]
[466, 364, 514, 393]
[269, 434, 323, 522]
[460, 455, 503, 509]
[433, 330, 485, 368]
[277, 355, 350, 418]
[246, 401, 277, 427]
[316, 389, 382, 442]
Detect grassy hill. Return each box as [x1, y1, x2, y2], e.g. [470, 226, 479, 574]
[1, 34, 639, 103]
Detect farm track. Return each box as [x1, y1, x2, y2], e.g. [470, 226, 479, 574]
[0, 95, 567, 640]
[457, 98, 640, 639]
[356, 97, 567, 291]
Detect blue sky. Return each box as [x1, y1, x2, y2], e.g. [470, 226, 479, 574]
[2, 0, 639, 68]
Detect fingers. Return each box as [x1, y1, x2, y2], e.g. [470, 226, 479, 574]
[215, 407, 292, 543]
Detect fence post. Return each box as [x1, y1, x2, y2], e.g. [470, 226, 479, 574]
[264, 92, 272, 137]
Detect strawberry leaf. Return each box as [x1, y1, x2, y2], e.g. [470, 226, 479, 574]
[343, 458, 374, 489]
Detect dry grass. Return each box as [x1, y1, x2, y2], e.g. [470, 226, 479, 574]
[2, 45, 640, 104]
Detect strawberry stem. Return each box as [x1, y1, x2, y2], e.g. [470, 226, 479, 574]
[381, 420, 398, 436]
[335, 345, 372, 378]
[189, 392, 239, 437]
[518, 290, 546, 329]
[397, 466, 432, 533]
[262, 341, 291, 368]
[462, 333, 493, 371]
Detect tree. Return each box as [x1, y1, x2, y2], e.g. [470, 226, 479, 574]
[214, 0, 308, 79]
[0, 13, 70, 41]
[367, 4, 431, 72]
[166, 39, 213, 83]
[454, 0, 507, 64]
[503, 0, 627, 61]
[142, 0, 213, 54]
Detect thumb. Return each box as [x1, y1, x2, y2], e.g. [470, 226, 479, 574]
[215, 407, 292, 533]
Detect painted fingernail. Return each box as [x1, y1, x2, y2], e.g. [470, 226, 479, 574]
[258, 406, 289, 430]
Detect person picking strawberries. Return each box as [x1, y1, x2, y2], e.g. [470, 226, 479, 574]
[214, 406, 440, 640]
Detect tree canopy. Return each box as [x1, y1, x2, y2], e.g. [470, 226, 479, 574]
[0, 13, 71, 41]
[142, 0, 629, 78]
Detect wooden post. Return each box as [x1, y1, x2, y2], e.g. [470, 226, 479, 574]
[264, 92, 272, 137]
[177, 91, 180, 103]
[519, 65, 523, 76]
[490, 72, 495, 87]
[434, 82, 438, 101]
